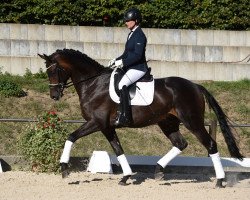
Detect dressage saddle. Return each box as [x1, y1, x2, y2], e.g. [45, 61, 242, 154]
[114, 68, 153, 99]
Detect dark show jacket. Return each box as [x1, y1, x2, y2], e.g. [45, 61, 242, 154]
[116, 26, 148, 72]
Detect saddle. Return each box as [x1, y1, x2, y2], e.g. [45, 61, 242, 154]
[109, 68, 154, 106]
[114, 68, 153, 99]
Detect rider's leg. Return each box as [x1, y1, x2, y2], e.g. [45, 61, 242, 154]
[118, 69, 146, 89]
[115, 85, 133, 126]
[115, 69, 146, 126]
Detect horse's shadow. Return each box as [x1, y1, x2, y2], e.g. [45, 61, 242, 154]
[130, 172, 211, 185]
[67, 163, 250, 187]
[67, 171, 249, 187]
[130, 171, 250, 187]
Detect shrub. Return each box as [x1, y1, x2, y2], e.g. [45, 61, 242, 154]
[24, 68, 47, 79]
[0, 78, 26, 97]
[19, 111, 68, 172]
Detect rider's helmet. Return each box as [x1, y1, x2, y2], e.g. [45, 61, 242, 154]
[123, 8, 142, 24]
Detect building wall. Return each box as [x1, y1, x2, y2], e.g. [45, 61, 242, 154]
[0, 23, 249, 80]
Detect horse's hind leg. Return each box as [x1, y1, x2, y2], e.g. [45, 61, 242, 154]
[102, 128, 132, 185]
[155, 115, 188, 180]
[181, 116, 225, 188]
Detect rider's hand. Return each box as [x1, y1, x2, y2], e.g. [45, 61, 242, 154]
[108, 58, 116, 67]
[114, 59, 123, 68]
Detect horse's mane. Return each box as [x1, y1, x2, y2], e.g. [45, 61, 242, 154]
[54, 48, 105, 69]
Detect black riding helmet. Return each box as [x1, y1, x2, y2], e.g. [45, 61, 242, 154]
[123, 8, 142, 24]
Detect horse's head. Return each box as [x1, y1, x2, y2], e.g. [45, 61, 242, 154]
[38, 53, 71, 100]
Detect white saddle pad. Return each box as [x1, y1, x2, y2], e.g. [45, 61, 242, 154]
[109, 68, 155, 106]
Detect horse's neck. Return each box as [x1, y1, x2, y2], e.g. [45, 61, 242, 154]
[70, 64, 106, 97]
[71, 64, 102, 82]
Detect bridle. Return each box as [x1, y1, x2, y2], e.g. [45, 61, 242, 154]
[47, 63, 69, 94]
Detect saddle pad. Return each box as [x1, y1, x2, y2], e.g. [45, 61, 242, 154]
[109, 69, 155, 106]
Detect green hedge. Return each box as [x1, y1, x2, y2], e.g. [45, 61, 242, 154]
[0, 0, 249, 30]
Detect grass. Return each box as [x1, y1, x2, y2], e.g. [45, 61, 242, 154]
[0, 71, 249, 158]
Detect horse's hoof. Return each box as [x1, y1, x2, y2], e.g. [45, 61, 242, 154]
[118, 181, 129, 186]
[215, 179, 225, 188]
[118, 175, 131, 186]
[154, 164, 164, 180]
[60, 163, 70, 178]
[62, 170, 70, 178]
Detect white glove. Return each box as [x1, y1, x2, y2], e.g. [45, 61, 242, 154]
[114, 59, 123, 68]
[108, 58, 116, 67]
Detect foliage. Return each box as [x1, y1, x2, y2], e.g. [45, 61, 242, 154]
[0, 0, 249, 30]
[24, 68, 48, 79]
[0, 75, 26, 97]
[0, 69, 48, 93]
[19, 111, 68, 172]
[201, 79, 250, 95]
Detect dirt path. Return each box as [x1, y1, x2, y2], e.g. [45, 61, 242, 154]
[1, 171, 250, 200]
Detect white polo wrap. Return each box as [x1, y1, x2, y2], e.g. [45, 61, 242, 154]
[60, 140, 73, 163]
[117, 154, 132, 176]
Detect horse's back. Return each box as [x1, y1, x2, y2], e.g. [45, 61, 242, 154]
[155, 76, 199, 92]
[155, 76, 204, 110]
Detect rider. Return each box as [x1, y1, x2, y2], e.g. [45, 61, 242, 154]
[109, 7, 148, 126]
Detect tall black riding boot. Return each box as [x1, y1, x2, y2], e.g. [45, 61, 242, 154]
[115, 85, 133, 126]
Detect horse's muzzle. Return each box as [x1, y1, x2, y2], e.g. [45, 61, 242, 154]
[50, 90, 63, 101]
[52, 95, 60, 101]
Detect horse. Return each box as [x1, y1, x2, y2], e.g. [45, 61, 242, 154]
[38, 48, 243, 188]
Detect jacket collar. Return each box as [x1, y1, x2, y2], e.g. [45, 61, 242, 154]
[131, 25, 139, 32]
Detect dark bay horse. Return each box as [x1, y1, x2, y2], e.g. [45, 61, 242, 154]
[38, 49, 243, 187]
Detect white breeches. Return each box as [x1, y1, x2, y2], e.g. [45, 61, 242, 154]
[118, 69, 146, 90]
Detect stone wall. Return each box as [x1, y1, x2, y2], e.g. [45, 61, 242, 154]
[0, 23, 249, 80]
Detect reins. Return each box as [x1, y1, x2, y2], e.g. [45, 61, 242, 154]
[63, 69, 108, 88]
[47, 62, 109, 89]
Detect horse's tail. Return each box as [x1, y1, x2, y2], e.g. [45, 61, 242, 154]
[197, 84, 243, 160]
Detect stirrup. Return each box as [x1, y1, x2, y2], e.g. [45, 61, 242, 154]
[114, 113, 132, 127]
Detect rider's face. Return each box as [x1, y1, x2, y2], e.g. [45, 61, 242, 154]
[125, 20, 136, 30]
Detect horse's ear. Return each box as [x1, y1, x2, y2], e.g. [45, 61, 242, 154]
[38, 53, 50, 61]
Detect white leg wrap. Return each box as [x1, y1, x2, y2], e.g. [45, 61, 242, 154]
[60, 140, 73, 163]
[117, 154, 132, 176]
[210, 152, 225, 179]
[157, 147, 182, 168]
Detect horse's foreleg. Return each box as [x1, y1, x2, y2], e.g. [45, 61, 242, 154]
[103, 129, 132, 185]
[117, 154, 133, 185]
[60, 140, 73, 178]
[60, 121, 99, 178]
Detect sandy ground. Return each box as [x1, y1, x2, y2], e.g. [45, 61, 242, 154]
[0, 171, 250, 200]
